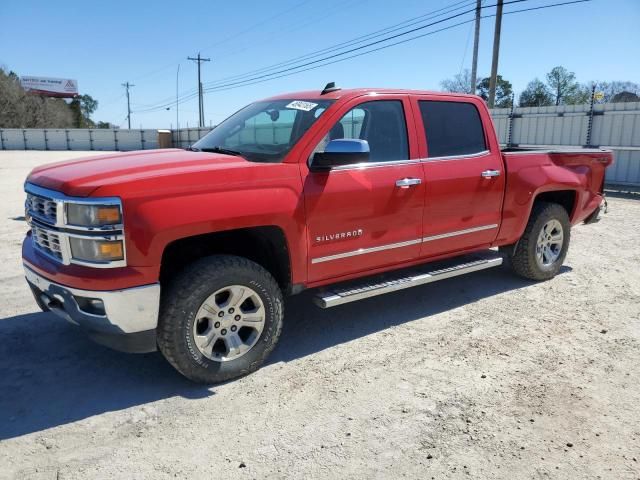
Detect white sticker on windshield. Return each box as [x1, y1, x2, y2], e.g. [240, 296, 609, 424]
[286, 100, 318, 112]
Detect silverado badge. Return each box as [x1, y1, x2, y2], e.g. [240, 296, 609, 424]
[315, 229, 363, 243]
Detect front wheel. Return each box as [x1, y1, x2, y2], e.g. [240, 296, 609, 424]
[157, 255, 284, 384]
[509, 202, 571, 281]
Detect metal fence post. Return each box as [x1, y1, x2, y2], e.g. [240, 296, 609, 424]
[507, 94, 516, 147]
[0, 130, 4, 150]
[23, 129, 28, 150]
[585, 84, 596, 147]
[89, 129, 94, 150]
[114, 130, 119, 151]
[65, 129, 71, 150]
[140, 129, 145, 150]
[44, 129, 49, 150]
[187, 127, 191, 145]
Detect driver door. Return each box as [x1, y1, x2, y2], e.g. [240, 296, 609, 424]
[301, 95, 426, 283]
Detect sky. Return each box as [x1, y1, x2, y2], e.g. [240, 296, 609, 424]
[1, 0, 638, 129]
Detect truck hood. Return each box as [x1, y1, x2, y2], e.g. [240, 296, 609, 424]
[27, 149, 259, 197]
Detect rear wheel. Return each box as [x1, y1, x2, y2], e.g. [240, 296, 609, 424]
[157, 255, 283, 384]
[509, 202, 571, 281]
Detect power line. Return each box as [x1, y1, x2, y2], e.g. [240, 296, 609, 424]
[197, 0, 526, 94]
[201, 0, 590, 95]
[135, 0, 590, 114]
[133, 0, 480, 113]
[203, 0, 478, 89]
[134, 0, 502, 113]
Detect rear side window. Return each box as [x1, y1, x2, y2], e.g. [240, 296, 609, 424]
[419, 100, 487, 158]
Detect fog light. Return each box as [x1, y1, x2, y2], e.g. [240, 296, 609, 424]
[74, 296, 106, 316]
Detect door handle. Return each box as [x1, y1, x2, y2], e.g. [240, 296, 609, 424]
[481, 169, 501, 178]
[395, 178, 422, 188]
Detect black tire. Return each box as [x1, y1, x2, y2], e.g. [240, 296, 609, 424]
[509, 202, 571, 281]
[157, 255, 284, 384]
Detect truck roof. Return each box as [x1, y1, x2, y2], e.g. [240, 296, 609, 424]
[263, 88, 481, 102]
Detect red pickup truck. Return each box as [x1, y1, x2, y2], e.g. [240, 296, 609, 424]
[23, 84, 612, 383]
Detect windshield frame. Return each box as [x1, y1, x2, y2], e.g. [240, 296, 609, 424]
[192, 98, 335, 163]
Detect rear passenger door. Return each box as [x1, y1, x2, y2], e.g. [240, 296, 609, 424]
[412, 96, 505, 258]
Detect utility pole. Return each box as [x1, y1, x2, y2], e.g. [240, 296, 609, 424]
[488, 0, 504, 108]
[187, 52, 211, 128]
[470, 0, 481, 95]
[122, 81, 135, 129]
[176, 64, 180, 132]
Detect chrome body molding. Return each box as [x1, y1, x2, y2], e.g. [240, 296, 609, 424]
[24, 265, 159, 333]
[311, 224, 499, 264]
[421, 149, 491, 162]
[315, 149, 492, 171]
[328, 158, 421, 171]
[422, 224, 498, 242]
[311, 238, 422, 264]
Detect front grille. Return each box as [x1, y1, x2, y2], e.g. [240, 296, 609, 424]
[31, 224, 63, 261]
[26, 193, 58, 225]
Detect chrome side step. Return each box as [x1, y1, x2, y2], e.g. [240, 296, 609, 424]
[313, 250, 503, 308]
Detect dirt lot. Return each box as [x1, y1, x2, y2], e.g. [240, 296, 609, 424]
[0, 151, 639, 480]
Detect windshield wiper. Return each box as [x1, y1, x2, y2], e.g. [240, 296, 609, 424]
[199, 146, 243, 156]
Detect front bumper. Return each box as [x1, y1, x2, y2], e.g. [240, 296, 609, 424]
[24, 265, 160, 353]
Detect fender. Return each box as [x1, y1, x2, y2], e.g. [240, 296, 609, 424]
[495, 155, 587, 246]
[93, 163, 308, 285]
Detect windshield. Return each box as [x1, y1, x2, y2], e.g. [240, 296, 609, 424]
[192, 99, 334, 163]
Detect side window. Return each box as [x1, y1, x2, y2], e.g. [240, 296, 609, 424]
[419, 101, 487, 158]
[314, 100, 408, 162]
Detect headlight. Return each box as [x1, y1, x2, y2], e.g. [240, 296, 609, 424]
[66, 204, 122, 227]
[69, 237, 124, 263]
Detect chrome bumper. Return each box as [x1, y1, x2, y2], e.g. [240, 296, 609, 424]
[24, 266, 160, 352]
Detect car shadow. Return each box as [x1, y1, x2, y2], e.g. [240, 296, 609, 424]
[0, 313, 211, 440]
[0, 265, 570, 440]
[270, 266, 570, 364]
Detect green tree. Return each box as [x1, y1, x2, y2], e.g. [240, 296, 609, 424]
[519, 78, 554, 107]
[477, 75, 513, 108]
[69, 94, 98, 127]
[546, 66, 582, 105]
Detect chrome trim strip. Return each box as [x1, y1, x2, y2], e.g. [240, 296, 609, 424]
[328, 159, 421, 171]
[422, 224, 498, 242]
[310, 224, 500, 264]
[311, 238, 422, 264]
[421, 150, 490, 162]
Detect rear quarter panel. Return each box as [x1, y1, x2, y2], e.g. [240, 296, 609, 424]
[496, 150, 612, 245]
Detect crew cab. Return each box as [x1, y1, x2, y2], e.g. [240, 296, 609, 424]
[22, 84, 612, 383]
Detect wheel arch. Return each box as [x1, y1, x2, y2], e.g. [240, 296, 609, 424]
[159, 226, 293, 293]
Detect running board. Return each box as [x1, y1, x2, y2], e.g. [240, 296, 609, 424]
[313, 250, 503, 308]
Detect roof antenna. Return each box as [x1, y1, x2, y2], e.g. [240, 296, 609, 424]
[321, 82, 341, 95]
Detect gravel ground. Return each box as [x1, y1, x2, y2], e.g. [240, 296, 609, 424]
[1, 151, 639, 480]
